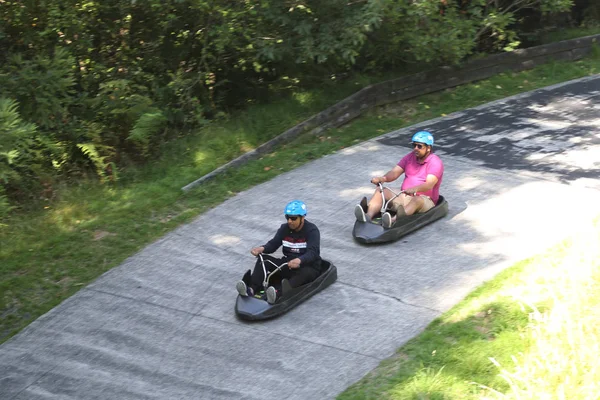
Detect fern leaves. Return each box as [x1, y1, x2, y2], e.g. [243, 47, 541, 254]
[127, 112, 168, 156]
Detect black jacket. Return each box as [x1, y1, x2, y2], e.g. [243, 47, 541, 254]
[262, 220, 321, 266]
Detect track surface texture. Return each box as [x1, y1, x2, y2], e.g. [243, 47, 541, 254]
[2, 75, 600, 399]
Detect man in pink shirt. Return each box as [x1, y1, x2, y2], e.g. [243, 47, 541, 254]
[354, 131, 444, 228]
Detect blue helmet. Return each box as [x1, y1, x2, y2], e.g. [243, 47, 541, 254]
[284, 200, 307, 217]
[411, 131, 434, 146]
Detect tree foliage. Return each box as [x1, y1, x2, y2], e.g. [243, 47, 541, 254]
[0, 0, 587, 207]
[362, 0, 575, 67]
[0, 97, 49, 196]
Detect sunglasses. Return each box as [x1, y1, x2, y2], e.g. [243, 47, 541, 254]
[285, 215, 300, 221]
[411, 142, 427, 150]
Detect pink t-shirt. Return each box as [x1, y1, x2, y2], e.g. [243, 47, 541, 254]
[398, 152, 444, 204]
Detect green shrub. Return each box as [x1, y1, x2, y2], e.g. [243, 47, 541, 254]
[0, 97, 49, 198]
[127, 112, 168, 157]
[60, 119, 116, 180]
[156, 70, 209, 128]
[582, 2, 600, 27]
[0, 48, 75, 130]
[0, 185, 13, 226]
[0, 50, 123, 182]
[92, 80, 156, 149]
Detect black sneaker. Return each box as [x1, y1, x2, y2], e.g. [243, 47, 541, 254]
[266, 286, 279, 304]
[360, 196, 368, 212]
[236, 280, 254, 297]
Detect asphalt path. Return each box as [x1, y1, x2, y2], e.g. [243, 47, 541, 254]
[2, 75, 600, 399]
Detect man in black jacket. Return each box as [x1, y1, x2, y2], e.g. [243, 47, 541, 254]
[236, 200, 321, 304]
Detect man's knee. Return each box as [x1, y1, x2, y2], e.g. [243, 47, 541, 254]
[418, 196, 435, 212]
[404, 196, 423, 214]
[289, 267, 319, 287]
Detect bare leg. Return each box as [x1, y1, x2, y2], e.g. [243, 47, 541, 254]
[385, 194, 423, 227]
[404, 196, 426, 215]
[366, 188, 394, 219]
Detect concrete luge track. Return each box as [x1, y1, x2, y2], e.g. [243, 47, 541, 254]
[2, 75, 600, 399]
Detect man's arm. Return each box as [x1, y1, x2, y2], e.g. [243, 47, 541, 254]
[371, 165, 404, 185]
[263, 225, 285, 253]
[252, 225, 285, 256]
[288, 226, 320, 269]
[298, 226, 320, 265]
[404, 174, 438, 195]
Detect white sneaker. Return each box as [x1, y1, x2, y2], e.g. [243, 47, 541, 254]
[382, 212, 394, 228]
[354, 204, 367, 222]
[236, 280, 250, 296]
[266, 286, 279, 304]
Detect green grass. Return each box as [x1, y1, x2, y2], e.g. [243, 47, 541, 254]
[337, 218, 600, 400]
[1, 48, 599, 346]
[536, 26, 600, 44]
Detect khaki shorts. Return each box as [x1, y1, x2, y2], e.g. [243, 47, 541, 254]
[390, 193, 435, 213]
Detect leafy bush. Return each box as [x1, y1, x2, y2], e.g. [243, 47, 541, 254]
[59, 119, 116, 180]
[0, 48, 75, 130]
[154, 70, 209, 128]
[582, 2, 600, 27]
[128, 112, 168, 157]
[0, 0, 589, 207]
[0, 97, 48, 198]
[364, 0, 577, 66]
[0, 49, 121, 182]
[0, 185, 13, 226]
[90, 79, 157, 161]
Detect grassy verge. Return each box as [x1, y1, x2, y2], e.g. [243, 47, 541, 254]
[536, 26, 600, 44]
[1, 51, 599, 343]
[337, 218, 600, 400]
